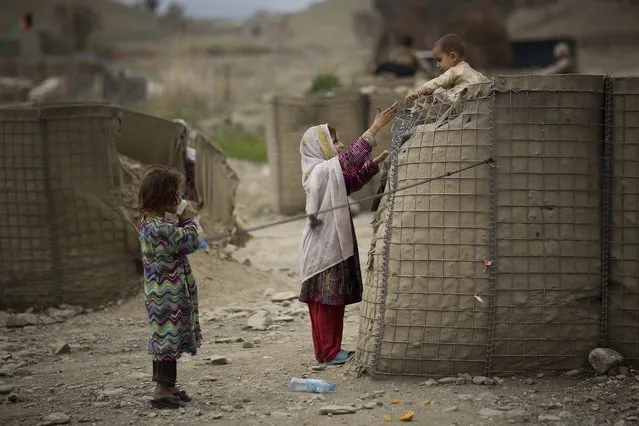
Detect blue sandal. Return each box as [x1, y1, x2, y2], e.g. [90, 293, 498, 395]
[325, 349, 355, 366]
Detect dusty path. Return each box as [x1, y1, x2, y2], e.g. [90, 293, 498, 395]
[1, 161, 638, 426]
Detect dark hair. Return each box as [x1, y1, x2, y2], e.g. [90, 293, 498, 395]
[435, 34, 467, 59]
[137, 166, 184, 213]
[400, 36, 414, 48]
[328, 125, 337, 140]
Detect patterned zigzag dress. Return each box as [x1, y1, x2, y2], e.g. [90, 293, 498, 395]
[140, 216, 203, 361]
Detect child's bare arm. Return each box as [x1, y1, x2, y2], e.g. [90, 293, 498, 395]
[405, 68, 460, 104]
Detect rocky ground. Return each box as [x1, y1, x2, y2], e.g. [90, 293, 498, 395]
[1, 160, 639, 426]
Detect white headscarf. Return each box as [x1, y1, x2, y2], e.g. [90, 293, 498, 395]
[299, 124, 354, 282]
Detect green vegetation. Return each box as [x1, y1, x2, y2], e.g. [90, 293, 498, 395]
[307, 73, 342, 96]
[212, 125, 267, 163]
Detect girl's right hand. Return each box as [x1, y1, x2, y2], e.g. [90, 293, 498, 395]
[371, 104, 398, 133]
[179, 203, 197, 221]
[373, 150, 389, 165]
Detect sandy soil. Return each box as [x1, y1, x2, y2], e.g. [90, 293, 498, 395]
[1, 160, 638, 426]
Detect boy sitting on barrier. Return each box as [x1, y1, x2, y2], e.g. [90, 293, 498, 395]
[404, 34, 489, 107]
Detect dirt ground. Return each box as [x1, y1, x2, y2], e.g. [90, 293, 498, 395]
[1, 160, 639, 426]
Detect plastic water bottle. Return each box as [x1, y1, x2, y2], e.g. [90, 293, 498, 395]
[290, 378, 336, 393]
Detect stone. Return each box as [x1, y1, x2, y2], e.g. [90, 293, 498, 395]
[423, 379, 438, 387]
[588, 348, 624, 375]
[443, 406, 459, 413]
[271, 292, 298, 303]
[564, 369, 581, 377]
[6, 313, 39, 328]
[538, 414, 561, 422]
[273, 316, 294, 323]
[0, 312, 8, 328]
[209, 413, 223, 420]
[270, 411, 291, 418]
[438, 377, 458, 384]
[208, 356, 228, 365]
[618, 366, 629, 376]
[242, 342, 255, 349]
[7, 393, 18, 403]
[214, 338, 233, 344]
[319, 405, 357, 415]
[493, 377, 505, 385]
[247, 311, 271, 331]
[479, 408, 504, 417]
[41, 413, 71, 425]
[472, 376, 491, 385]
[54, 343, 71, 355]
[525, 378, 535, 385]
[362, 402, 377, 410]
[0, 384, 15, 394]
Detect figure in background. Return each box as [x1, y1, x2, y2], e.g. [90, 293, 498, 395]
[540, 42, 576, 75]
[374, 36, 421, 78]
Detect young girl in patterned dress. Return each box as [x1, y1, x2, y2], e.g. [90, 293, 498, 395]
[138, 166, 204, 409]
[299, 104, 397, 365]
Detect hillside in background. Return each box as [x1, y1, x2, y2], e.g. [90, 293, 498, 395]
[0, 0, 166, 44]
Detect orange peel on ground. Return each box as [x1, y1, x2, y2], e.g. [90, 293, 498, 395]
[399, 411, 414, 422]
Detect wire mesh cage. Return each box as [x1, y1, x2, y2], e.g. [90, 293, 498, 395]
[609, 77, 639, 362]
[354, 74, 634, 377]
[0, 104, 141, 310]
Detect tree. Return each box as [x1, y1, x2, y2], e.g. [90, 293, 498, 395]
[54, 2, 101, 52]
[162, 2, 186, 32]
[141, 0, 160, 14]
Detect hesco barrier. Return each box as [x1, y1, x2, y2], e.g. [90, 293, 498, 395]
[0, 103, 239, 310]
[356, 75, 638, 377]
[608, 78, 639, 362]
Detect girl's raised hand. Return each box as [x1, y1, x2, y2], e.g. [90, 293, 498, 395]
[372, 103, 398, 131]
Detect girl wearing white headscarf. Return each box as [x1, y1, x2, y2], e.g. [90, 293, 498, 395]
[299, 104, 397, 365]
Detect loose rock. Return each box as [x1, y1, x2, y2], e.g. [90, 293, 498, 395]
[564, 369, 581, 377]
[438, 377, 458, 384]
[479, 408, 503, 417]
[588, 348, 624, 375]
[242, 342, 255, 349]
[6, 313, 39, 328]
[443, 406, 459, 413]
[271, 292, 298, 303]
[247, 311, 271, 331]
[538, 414, 561, 422]
[41, 413, 71, 425]
[319, 405, 357, 415]
[422, 379, 438, 387]
[0, 384, 15, 394]
[472, 376, 493, 385]
[54, 343, 71, 355]
[208, 356, 228, 365]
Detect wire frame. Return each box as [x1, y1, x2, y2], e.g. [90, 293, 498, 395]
[357, 75, 618, 377]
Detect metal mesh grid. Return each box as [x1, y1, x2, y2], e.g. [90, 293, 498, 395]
[265, 92, 368, 214]
[356, 75, 615, 377]
[358, 83, 494, 377]
[0, 104, 140, 310]
[490, 75, 605, 374]
[609, 77, 639, 362]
